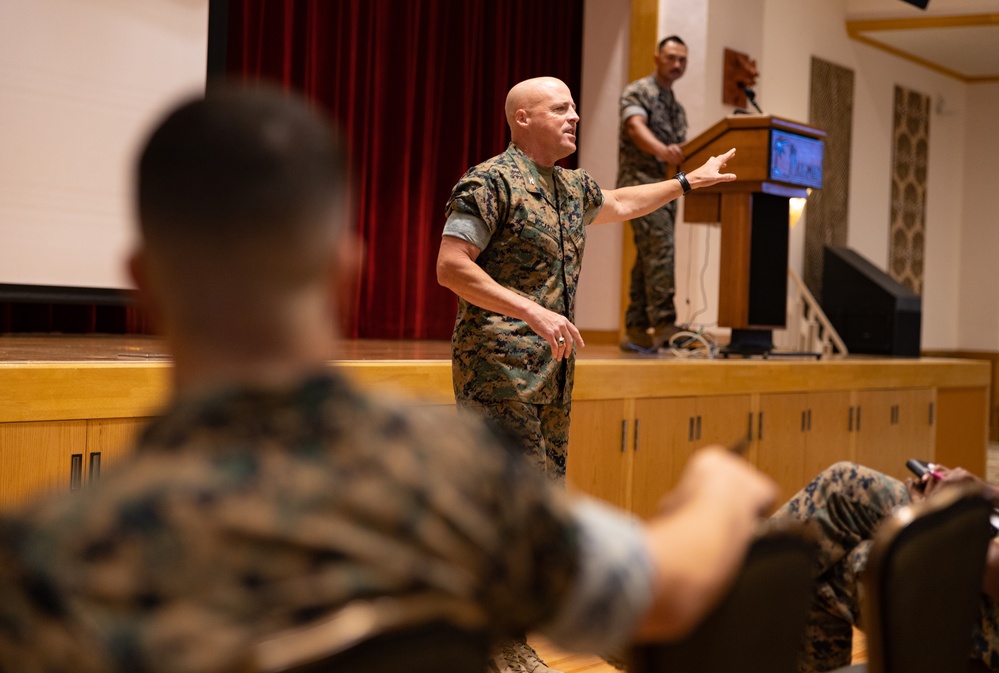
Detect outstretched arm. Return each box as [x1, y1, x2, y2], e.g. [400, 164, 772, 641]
[592, 147, 737, 226]
[436, 235, 583, 358]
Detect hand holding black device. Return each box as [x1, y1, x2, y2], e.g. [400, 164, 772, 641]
[906, 458, 999, 534]
[906, 458, 935, 480]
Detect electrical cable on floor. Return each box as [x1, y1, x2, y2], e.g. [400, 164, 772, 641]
[666, 327, 719, 359]
[675, 225, 719, 358]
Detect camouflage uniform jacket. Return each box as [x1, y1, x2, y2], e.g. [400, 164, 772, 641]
[0, 371, 581, 673]
[445, 143, 604, 405]
[616, 75, 687, 188]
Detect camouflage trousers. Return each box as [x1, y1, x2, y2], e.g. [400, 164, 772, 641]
[768, 462, 999, 672]
[456, 397, 570, 487]
[625, 202, 677, 330]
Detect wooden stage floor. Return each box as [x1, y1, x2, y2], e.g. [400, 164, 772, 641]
[0, 334, 707, 364]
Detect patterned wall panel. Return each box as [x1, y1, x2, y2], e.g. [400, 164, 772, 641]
[806, 57, 854, 299]
[889, 86, 929, 295]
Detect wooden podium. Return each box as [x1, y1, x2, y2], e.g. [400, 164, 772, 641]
[678, 115, 825, 355]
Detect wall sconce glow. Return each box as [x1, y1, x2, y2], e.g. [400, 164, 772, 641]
[789, 196, 807, 228]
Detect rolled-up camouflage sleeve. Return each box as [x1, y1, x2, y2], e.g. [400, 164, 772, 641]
[580, 170, 605, 227]
[620, 82, 648, 123]
[445, 172, 508, 241]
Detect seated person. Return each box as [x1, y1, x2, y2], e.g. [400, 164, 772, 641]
[0, 86, 776, 673]
[769, 461, 999, 672]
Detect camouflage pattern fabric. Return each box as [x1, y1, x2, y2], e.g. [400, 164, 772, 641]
[456, 396, 571, 486]
[616, 75, 687, 189]
[769, 462, 999, 672]
[446, 143, 603, 407]
[617, 75, 686, 331]
[445, 143, 602, 482]
[625, 204, 678, 330]
[0, 372, 581, 673]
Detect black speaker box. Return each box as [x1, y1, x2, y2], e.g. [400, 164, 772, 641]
[821, 247, 922, 357]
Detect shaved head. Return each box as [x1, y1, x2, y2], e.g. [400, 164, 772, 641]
[504, 77, 569, 129]
[503, 77, 579, 167]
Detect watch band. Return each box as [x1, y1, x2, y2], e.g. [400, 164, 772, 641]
[673, 171, 692, 194]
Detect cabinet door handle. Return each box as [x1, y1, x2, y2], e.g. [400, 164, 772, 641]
[857, 407, 862, 432]
[807, 409, 812, 431]
[620, 420, 628, 453]
[849, 406, 854, 432]
[689, 416, 695, 442]
[696, 415, 702, 441]
[89, 452, 102, 484]
[633, 419, 641, 452]
[757, 412, 763, 441]
[747, 412, 754, 441]
[801, 410, 807, 432]
[70, 454, 83, 491]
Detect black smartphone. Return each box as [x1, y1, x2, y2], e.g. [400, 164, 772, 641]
[906, 459, 933, 479]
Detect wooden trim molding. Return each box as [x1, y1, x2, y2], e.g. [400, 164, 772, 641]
[846, 14, 999, 84]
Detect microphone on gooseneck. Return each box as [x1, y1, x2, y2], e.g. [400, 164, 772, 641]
[743, 87, 763, 114]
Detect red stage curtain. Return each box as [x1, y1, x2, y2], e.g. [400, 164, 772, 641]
[225, 0, 583, 339]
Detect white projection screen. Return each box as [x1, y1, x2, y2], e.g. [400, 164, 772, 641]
[0, 0, 209, 292]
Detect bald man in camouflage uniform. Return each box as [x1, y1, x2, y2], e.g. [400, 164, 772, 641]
[438, 76, 741, 673]
[0, 86, 779, 673]
[438, 76, 736, 487]
[770, 462, 999, 672]
[618, 36, 689, 352]
[443, 142, 602, 484]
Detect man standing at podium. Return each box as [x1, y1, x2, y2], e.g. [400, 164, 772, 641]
[618, 35, 689, 352]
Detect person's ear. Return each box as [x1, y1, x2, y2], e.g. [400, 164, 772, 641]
[514, 108, 529, 128]
[127, 246, 162, 333]
[328, 230, 364, 333]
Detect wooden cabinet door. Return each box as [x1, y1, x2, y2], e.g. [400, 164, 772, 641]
[854, 390, 900, 479]
[852, 390, 921, 479]
[898, 388, 934, 470]
[935, 387, 988, 477]
[0, 421, 87, 510]
[802, 390, 855, 479]
[567, 399, 630, 510]
[756, 393, 807, 503]
[854, 389, 934, 482]
[632, 397, 697, 518]
[752, 391, 854, 503]
[86, 418, 151, 483]
[695, 394, 755, 449]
